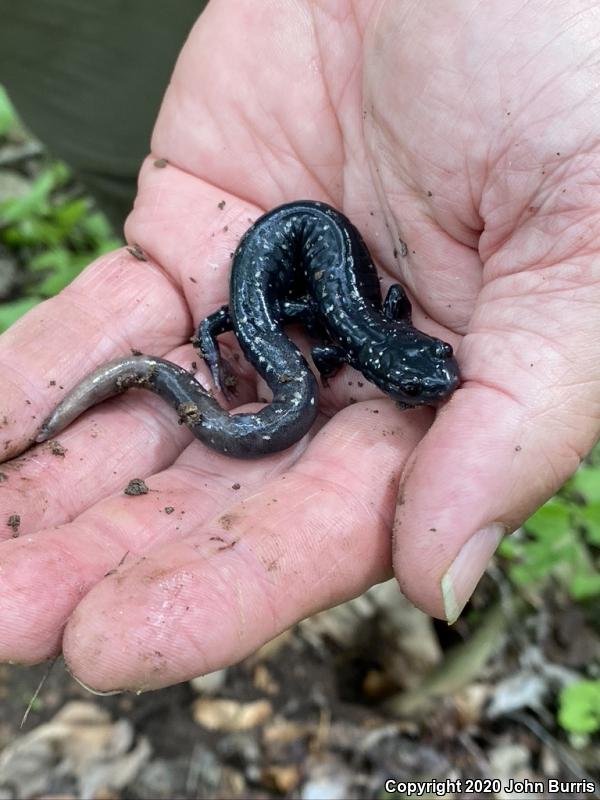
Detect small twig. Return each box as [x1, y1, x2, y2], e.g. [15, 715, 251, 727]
[185, 743, 207, 796]
[487, 562, 531, 648]
[20, 655, 59, 728]
[311, 706, 331, 754]
[456, 730, 492, 778]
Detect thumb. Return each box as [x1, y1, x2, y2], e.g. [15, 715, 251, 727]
[393, 327, 599, 623]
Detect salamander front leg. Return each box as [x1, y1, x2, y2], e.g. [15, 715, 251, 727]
[194, 305, 236, 395]
[383, 284, 412, 322]
[311, 344, 348, 383]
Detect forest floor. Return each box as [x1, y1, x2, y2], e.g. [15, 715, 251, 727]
[0, 579, 598, 799]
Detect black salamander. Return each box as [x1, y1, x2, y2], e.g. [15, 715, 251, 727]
[36, 201, 459, 458]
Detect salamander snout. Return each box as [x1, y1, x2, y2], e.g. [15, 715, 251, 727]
[434, 341, 454, 360]
[417, 354, 460, 401]
[397, 361, 459, 405]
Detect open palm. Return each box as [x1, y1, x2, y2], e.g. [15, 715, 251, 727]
[1, 0, 600, 692]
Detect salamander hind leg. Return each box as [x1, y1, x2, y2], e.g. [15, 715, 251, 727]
[194, 305, 236, 396]
[311, 344, 348, 384]
[383, 284, 412, 321]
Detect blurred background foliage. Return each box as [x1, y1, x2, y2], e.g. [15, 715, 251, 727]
[0, 85, 119, 332]
[499, 453, 600, 737]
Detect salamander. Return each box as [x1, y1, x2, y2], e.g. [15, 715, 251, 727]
[36, 201, 459, 458]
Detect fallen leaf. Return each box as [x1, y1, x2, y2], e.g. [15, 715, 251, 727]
[253, 664, 279, 695]
[189, 668, 228, 696]
[192, 698, 272, 731]
[0, 701, 151, 800]
[263, 717, 312, 745]
[261, 764, 301, 793]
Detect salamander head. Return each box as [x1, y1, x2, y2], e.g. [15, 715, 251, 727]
[358, 331, 460, 406]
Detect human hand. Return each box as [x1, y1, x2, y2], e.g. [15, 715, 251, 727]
[1, 0, 599, 692]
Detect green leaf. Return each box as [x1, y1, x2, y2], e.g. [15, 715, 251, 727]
[0, 170, 55, 225]
[569, 466, 600, 503]
[524, 497, 573, 541]
[498, 537, 521, 560]
[579, 502, 600, 546]
[569, 571, 600, 600]
[29, 247, 71, 273]
[508, 536, 579, 587]
[0, 297, 40, 332]
[0, 85, 16, 136]
[0, 161, 71, 227]
[524, 499, 572, 542]
[82, 210, 117, 244]
[558, 680, 600, 734]
[5, 219, 54, 247]
[53, 197, 89, 234]
[510, 551, 572, 586]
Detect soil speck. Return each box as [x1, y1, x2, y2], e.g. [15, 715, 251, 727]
[48, 440, 66, 457]
[218, 513, 238, 531]
[7, 514, 20, 536]
[126, 244, 148, 262]
[217, 538, 238, 552]
[177, 402, 202, 425]
[124, 478, 149, 496]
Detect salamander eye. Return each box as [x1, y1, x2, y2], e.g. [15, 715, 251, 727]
[402, 381, 422, 397]
[435, 342, 453, 359]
